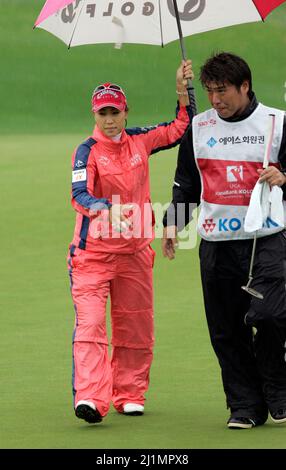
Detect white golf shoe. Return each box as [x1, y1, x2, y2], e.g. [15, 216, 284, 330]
[123, 403, 144, 416]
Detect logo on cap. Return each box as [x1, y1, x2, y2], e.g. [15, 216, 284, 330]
[92, 85, 127, 112]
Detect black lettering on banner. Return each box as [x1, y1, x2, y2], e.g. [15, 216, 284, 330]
[103, 2, 113, 16]
[143, 2, 155, 16]
[121, 2, 135, 16]
[86, 4, 96, 17]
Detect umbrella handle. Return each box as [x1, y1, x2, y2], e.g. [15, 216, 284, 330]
[186, 79, 197, 116]
[172, 0, 197, 116]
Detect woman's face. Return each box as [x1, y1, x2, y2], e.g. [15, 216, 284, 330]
[94, 106, 128, 138]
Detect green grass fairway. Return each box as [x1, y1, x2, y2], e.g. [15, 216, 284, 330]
[1, 135, 286, 449]
[1, 0, 286, 450]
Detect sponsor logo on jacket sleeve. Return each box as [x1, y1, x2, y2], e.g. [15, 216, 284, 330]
[72, 169, 87, 182]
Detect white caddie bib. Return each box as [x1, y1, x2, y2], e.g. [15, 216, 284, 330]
[192, 103, 285, 241]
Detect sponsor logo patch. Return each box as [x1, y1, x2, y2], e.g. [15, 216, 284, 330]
[198, 118, 217, 127]
[226, 165, 243, 183]
[202, 218, 216, 233]
[75, 159, 85, 168]
[72, 169, 87, 182]
[207, 137, 217, 148]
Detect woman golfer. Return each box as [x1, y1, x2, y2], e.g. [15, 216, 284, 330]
[67, 60, 193, 424]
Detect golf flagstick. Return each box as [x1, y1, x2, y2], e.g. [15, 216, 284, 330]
[172, 0, 197, 115]
[241, 114, 276, 299]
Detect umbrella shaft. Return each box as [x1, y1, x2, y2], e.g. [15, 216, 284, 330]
[172, 0, 197, 115]
[172, 0, 185, 55]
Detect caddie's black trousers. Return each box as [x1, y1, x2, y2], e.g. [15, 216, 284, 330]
[199, 231, 286, 419]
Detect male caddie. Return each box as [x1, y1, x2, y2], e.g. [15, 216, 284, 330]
[163, 52, 286, 429]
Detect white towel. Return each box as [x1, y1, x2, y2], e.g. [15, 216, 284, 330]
[244, 180, 284, 233]
[269, 185, 284, 227]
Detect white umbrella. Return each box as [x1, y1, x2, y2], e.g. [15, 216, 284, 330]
[34, 0, 286, 115]
[34, 0, 286, 48]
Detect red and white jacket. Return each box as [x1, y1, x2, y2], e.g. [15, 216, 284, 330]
[70, 105, 191, 253]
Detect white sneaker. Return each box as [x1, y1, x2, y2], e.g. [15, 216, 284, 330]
[123, 403, 144, 415]
[75, 400, 102, 423]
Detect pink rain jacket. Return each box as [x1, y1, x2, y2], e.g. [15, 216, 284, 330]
[70, 105, 191, 254]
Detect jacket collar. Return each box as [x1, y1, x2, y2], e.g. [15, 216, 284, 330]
[92, 125, 127, 149]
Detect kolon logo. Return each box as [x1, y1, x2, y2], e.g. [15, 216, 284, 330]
[227, 165, 243, 183]
[167, 0, 206, 21]
[203, 218, 216, 234]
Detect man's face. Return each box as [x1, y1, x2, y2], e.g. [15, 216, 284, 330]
[205, 80, 250, 118]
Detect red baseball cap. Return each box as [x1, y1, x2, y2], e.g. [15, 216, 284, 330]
[92, 83, 127, 113]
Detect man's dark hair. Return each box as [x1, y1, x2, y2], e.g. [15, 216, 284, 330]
[200, 52, 253, 96]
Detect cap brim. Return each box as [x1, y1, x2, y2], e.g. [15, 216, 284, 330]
[93, 102, 125, 112]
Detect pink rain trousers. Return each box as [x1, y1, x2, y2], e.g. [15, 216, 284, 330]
[68, 245, 155, 417]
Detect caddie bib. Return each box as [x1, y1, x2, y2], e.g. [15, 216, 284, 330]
[192, 103, 285, 241]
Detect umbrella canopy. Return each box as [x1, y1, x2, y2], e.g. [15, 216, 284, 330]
[34, 0, 286, 48]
